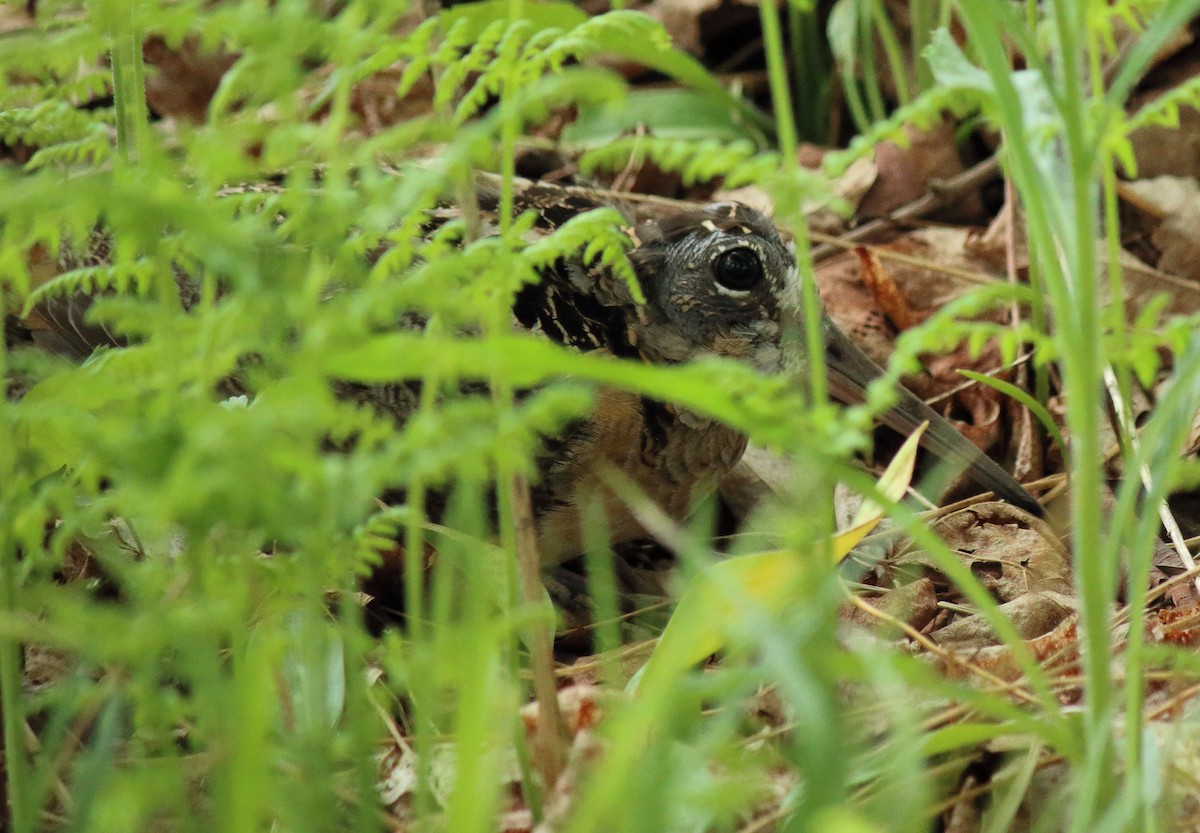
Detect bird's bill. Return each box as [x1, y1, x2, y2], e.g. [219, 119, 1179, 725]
[821, 319, 1042, 516]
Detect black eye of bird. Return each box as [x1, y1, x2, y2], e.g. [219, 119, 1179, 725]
[712, 246, 764, 292]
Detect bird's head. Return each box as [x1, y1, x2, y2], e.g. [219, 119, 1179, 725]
[628, 203, 799, 372]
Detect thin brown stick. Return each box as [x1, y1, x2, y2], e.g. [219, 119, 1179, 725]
[809, 157, 1003, 262]
[509, 472, 565, 790]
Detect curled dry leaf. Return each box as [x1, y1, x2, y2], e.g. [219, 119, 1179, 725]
[938, 613, 1080, 685]
[894, 502, 1072, 606]
[1005, 377, 1044, 484]
[869, 501, 1078, 683]
[841, 576, 940, 635]
[923, 351, 1004, 452]
[856, 121, 984, 225]
[855, 246, 917, 330]
[932, 590, 1075, 650]
[819, 227, 1019, 439]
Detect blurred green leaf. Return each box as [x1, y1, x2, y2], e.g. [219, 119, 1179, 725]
[565, 88, 765, 146]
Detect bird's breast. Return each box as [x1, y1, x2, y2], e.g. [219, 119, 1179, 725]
[535, 387, 747, 564]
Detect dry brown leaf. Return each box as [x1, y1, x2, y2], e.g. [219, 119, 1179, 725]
[639, 0, 759, 57]
[641, 0, 723, 54]
[932, 591, 1075, 650]
[520, 684, 606, 739]
[143, 37, 238, 122]
[980, 190, 1200, 319]
[938, 614, 1080, 684]
[1126, 27, 1200, 180]
[817, 250, 898, 367]
[0, 3, 34, 34]
[857, 121, 985, 224]
[1123, 176, 1200, 286]
[1150, 604, 1200, 648]
[842, 576, 939, 634]
[922, 503, 1071, 602]
[856, 246, 917, 330]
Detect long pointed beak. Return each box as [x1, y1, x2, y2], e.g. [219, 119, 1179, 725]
[821, 318, 1043, 517]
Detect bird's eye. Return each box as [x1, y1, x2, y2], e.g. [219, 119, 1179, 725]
[712, 247, 763, 291]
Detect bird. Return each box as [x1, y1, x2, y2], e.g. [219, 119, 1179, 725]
[495, 188, 1043, 564]
[9, 181, 1043, 573]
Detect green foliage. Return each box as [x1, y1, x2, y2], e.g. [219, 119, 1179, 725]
[890, 282, 1054, 373]
[0, 3, 843, 832]
[5, 1, 1200, 832]
[820, 82, 982, 176]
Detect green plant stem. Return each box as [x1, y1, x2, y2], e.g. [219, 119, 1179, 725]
[758, 1, 797, 168]
[788, 4, 829, 143]
[761, 0, 834, 564]
[759, 0, 829, 414]
[952, 1, 1098, 760]
[109, 26, 146, 163]
[0, 539, 29, 833]
[869, 0, 909, 104]
[911, 0, 935, 91]
[857, 0, 886, 122]
[1047, 5, 1115, 826]
[0, 290, 28, 833]
[1115, 336, 1200, 830]
[496, 0, 563, 802]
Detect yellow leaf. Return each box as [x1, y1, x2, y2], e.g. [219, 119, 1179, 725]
[631, 423, 926, 696]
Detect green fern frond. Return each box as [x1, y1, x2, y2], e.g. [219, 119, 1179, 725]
[438, 21, 514, 116]
[521, 26, 572, 74]
[25, 131, 113, 171]
[543, 9, 672, 67]
[1114, 299, 1200, 388]
[1127, 73, 1200, 133]
[0, 100, 110, 149]
[0, 24, 108, 82]
[1088, 0, 1150, 53]
[64, 70, 112, 105]
[580, 137, 761, 186]
[891, 283, 1053, 378]
[25, 261, 157, 312]
[394, 17, 444, 98]
[522, 207, 640, 302]
[364, 211, 442, 283]
[504, 68, 627, 133]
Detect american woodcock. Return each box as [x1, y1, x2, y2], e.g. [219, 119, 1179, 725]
[500, 191, 1042, 563]
[10, 183, 1043, 570]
